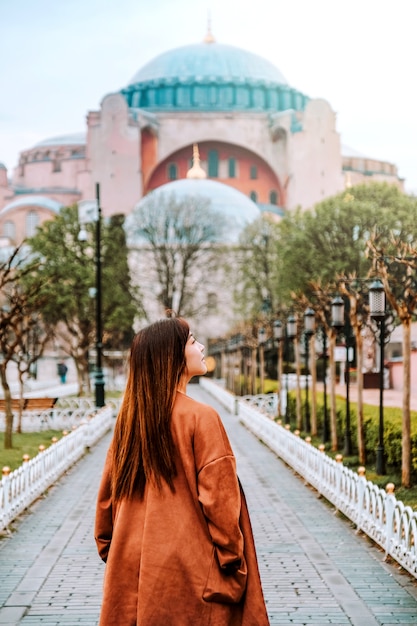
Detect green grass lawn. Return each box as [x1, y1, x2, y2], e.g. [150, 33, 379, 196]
[0, 431, 64, 472]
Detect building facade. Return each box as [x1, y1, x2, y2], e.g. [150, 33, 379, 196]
[0, 29, 404, 247]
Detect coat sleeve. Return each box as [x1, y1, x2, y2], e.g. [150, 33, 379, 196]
[198, 454, 244, 568]
[94, 449, 113, 562]
[194, 408, 248, 603]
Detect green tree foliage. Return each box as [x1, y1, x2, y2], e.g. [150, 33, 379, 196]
[25, 206, 139, 390]
[101, 213, 140, 350]
[277, 183, 417, 302]
[0, 245, 52, 447]
[233, 215, 281, 320]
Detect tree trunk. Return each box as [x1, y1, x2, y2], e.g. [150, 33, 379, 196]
[17, 373, 25, 434]
[402, 320, 411, 487]
[251, 348, 256, 395]
[0, 363, 14, 449]
[355, 331, 366, 465]
[310, 334, 317, 436]
[295, 338, 302, 431]
[329, 332, 338, 451]
[277, 339, 284, 418]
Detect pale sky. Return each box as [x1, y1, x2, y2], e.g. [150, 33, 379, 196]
[1, 0, 416, 193]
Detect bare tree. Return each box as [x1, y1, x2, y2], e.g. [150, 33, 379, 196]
[12, 314, 52, 432]
[367, 237, 417, 487]
[338, 276, 371, 465]
[128, 192, 228, 318]
[0, 245, 51, 447]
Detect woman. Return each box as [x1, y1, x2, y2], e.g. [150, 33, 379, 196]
[95, 318, 270, 625]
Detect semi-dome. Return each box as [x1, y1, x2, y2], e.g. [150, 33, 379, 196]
[128, 178, 260, 244]
[121, 39, 308, 113]
[0, 195, 63, 216]
[32, 133, 86, 148]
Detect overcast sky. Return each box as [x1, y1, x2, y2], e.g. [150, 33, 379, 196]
[1, 0, 416, 193]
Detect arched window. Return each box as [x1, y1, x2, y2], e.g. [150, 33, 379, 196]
[3, 220, 16, 241]
[228, 158, 236, 178]
[208, 150, 219, 177]
[168, 163, 178, 180]
[250, 165, 258, 180]
[26, 211, 39, 237]
[269, 190, 278, 205]
[250, 191, 258, 202]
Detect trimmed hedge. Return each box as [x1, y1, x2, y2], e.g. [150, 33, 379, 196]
[285, 390, 417, 478]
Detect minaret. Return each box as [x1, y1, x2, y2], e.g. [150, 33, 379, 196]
[186, 144, 207, 179]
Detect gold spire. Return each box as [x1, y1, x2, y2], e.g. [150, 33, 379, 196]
[186, 144, 207, 179]
[203, 11, 215, 43]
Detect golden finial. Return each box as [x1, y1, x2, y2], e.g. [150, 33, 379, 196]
[186, 144, 207, 179]
[203, 11, 215, 43]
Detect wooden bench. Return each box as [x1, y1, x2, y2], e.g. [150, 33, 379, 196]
[0, 397, 57, 412]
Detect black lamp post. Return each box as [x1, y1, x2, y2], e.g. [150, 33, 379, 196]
[78, 183, 105, 408]
[369, 279, 387, 475]
[285, 315, 297, 424]
[331, 295, 353, 455]
[273, 320, 283, 416]
[257, 327, 266, 394]
[303, 307, 315, 433]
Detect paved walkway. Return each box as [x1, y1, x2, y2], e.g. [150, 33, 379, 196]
[1, 385, 417, 625]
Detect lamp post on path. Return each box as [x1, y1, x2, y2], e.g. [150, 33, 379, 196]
[285, 315, 297, 425]
[331, 295, 354, 456]
[273, 320, 283, 417]
[369, 279, 392, 475]
[77, 183, 105, 408]
[303, 307, 315, 433]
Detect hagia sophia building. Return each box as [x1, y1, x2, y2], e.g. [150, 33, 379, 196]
[0, 24, 403, 249]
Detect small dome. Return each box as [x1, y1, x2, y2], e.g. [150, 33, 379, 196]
[130, 179, 260, 243]
[33, 133, 86, 148]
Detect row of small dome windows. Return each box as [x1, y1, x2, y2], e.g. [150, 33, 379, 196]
[169, 154, 259, 180]
[2, 212, 39, 240]
[126, 84, 307, 112]
[20, 148, 85, 164]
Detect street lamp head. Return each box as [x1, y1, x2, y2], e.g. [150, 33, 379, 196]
[331, 295, 344, 328]
[287, 315, 297, 339]
[78, 228, 88, 242]
[369, 279, 385, 319]
[273, 319, 283, 341]
[257, 327, 266, 345]
[304, 307, 315, 336]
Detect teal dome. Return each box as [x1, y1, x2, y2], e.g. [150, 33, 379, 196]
[121, 41, 308, 113]
[128, 179, 260, 244]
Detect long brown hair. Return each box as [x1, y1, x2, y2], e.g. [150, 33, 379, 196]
[111, 317, 189, 500]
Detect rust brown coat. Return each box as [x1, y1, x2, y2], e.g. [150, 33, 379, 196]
[95, 392, 270, 625]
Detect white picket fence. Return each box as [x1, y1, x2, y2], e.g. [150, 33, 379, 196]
[0, 397, 120, 433]
[200, 377, 417, 580]
[0, 404, 113, 531]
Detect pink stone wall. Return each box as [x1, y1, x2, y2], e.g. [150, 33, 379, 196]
[390, 352, 417, 394]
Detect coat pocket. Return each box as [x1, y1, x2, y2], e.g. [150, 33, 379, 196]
[203, 547, 247, 604]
